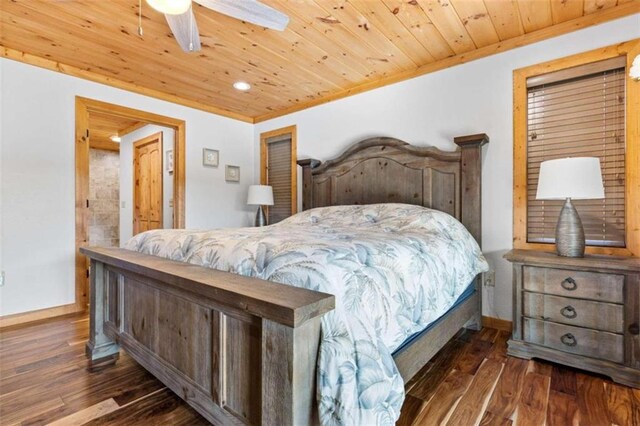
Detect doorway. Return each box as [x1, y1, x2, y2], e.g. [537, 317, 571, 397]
[75, 97, 186, 311]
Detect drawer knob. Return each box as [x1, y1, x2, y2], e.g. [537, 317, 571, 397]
[630, 323, 640, 335]
[561, 333, 577, 347]
[561, 277, 577, 291]
[560, 306, 577, 319]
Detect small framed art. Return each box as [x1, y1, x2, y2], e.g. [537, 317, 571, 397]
[203, 148, 219, 167]
[166, 150, 174, 174]
[225, 165, 240, 182]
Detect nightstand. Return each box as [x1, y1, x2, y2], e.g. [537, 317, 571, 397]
[504, 249, 640, 388]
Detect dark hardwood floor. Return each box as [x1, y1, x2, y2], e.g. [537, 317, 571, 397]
[0, 313, 636, 425]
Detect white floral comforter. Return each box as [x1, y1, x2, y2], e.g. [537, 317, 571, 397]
[125, 204, 488, 425]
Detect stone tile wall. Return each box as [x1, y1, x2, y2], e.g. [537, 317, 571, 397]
[89, 148, 120, 247]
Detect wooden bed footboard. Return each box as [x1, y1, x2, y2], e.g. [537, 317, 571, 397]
[81, 246, 335, 426]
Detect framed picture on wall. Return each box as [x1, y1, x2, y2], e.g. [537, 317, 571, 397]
[203, 148, 219, 167]
[225, 165, 240, 182]
[166, 150, 174, 174]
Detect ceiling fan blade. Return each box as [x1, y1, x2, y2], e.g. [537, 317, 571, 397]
[194, 0, 289, 31]
[165, 7, 202, 52]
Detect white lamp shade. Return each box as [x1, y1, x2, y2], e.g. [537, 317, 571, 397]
[146, 0, 191, 15]
[536, 157, 605, 200]
[247, 185, 274, 206]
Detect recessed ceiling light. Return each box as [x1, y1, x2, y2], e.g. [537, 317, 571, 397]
[233, 81, 251, 91]
[110, 135, 122, 142]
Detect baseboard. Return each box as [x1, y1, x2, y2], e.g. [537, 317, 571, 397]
[0, 302, 84, 329]
[482, 315, 512, 332]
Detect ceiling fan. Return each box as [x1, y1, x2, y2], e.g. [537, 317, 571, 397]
[146, 0, 290, 52]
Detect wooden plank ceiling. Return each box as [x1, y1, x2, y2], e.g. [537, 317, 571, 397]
[1, 0, 638, 122]
[88, 112, 143, 147]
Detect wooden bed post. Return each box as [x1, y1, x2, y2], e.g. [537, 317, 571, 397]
[454, 133, 489, 331]
[262, 317, 322, 425]
[85, 259, 120, 363]
[297, 158, 320, 211]
[453, 133, 489, 246]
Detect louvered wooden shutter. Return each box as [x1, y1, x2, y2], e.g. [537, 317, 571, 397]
[526, 56, 626, 247]
[266, 134, 292, 224]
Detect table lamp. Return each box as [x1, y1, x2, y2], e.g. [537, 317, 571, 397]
[247, 185, 274, 227]
[536, 157, 605, 257]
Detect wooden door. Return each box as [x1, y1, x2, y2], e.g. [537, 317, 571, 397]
[133, 133, 163, 235]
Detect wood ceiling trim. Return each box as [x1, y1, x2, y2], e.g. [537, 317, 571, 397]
[0, 46, 254, 123]
[254, 3, 640, 123]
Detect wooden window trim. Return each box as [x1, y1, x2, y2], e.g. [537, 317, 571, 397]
[513, 38, 640, 257]
[260, 125, 298, 216]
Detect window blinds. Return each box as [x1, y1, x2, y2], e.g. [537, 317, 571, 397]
[526, 57, 626, 247]
[266, 134, 292, 224]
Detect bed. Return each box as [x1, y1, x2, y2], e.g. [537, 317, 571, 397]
[82, 134, 489, 425]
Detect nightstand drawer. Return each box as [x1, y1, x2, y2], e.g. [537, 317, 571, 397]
[523, 292, 623, 333]
[523, 318, 623, 363]
[523, 266, 623, 303]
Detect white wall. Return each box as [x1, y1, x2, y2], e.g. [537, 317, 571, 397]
[0, 58, 4, 292]
[0, 59, 254, 316]
[119, 124, 175, 243]
[1, 15, 638, 319]
[254, 14, 640, 320]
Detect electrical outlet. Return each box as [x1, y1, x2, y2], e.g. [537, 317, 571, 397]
[483, 270, 495, 287]
[0, 271, 5, 287]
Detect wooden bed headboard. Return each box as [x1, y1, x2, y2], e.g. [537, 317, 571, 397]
[297, 134, 489, 244]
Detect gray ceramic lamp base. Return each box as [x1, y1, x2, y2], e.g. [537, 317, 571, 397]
[255, 205, 267, 227]
[555, 198, 585, 258]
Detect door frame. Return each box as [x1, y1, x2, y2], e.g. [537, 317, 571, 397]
[75, 96, 186, 312]
[132, 131, 164, 235]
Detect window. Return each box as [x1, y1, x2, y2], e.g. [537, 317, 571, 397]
[513, 40, 639, 256]
[260, 125, 297, 224]
[527, 57, 625, 247]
